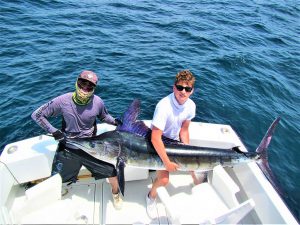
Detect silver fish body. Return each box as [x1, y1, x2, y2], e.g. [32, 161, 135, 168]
[67, 130, 258, 172]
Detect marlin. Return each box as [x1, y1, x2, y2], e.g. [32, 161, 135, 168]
[66, 99, 281, 196]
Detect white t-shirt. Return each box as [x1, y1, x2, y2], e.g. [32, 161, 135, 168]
[151, 93, 196, 141]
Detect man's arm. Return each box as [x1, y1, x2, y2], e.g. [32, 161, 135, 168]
[31, 100, 60, 134]
[179, 120, 191, 144]
[151, 126, 179, 172]
[97, 102, 117, 125]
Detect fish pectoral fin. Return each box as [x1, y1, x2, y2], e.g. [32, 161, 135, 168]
[116, 156, 126, 196]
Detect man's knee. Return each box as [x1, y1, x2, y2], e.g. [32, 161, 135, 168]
[156, 171, 169, 186]
[158, 176, 169, 186]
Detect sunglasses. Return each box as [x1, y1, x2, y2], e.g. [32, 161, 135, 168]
[175, 84, 193, 92]
[77, 79, 95, 92]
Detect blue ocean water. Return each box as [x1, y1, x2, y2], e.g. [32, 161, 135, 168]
[0, 0, 299, 220]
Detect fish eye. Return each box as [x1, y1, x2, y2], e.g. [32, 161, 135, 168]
[89, 142, 95, 148]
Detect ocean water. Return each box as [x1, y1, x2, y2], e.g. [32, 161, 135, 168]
[0, 0, 299, 221]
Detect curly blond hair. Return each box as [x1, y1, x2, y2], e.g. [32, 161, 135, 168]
[174, 70, 195, 86]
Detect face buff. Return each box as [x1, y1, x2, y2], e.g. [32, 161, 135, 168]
[72, 82, 94, 105]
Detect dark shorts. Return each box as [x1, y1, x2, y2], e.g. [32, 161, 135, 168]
[51, 143, 117, 183]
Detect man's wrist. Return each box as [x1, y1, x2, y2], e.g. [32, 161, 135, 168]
[52, 130, 65, 142]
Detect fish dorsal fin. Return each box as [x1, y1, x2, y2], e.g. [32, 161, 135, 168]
[119, 99, 140, 127]
[116, 99, 183, 144]
[117, 99, 151, 138]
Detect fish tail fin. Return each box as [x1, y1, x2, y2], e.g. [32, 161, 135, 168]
[255, 117, 283, 195]
[255, 117, 281, 154]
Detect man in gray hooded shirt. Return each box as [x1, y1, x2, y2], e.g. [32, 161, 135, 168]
[32, 70, 123, 209]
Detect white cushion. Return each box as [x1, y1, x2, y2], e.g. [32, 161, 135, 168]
[20, 199, 82, 224]
[157, 166, 255, 225]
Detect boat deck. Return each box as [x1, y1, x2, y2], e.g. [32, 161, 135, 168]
[8, 170, 208, 224]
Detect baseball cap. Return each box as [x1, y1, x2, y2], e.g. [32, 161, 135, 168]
[78, 70, 98, 86]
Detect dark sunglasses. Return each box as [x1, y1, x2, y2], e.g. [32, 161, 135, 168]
[175, 84, 193, 92]
[77, 79, 95, 92]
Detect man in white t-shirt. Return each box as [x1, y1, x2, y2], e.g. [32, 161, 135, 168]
[146, 70, 204, 218]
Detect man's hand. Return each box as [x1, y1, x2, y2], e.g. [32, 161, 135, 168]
[114, 118, 123, 126]
[164, 161, 180, 172]
[52, 130, 66, 144]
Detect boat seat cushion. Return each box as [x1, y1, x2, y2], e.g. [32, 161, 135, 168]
[123, 167, 149, 181]
[209, 165, 239, 208]
[106, 167, 149, 183]
[12, 174, 87, 224]
[157, 165, 255, 224]
[20, 199, 84, 224]
[25, 173, 62, 201]
[11, 174, 63, 223]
